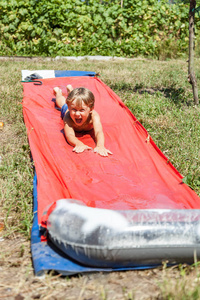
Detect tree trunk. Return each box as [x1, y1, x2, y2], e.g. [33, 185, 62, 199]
[188, 0, 199, 105]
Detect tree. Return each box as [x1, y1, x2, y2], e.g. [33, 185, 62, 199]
[188, 0, 199, 105]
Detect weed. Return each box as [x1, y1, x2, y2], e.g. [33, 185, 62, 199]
[100, 285, 107, 300]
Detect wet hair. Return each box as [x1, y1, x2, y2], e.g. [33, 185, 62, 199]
[66, 87, 95, 109]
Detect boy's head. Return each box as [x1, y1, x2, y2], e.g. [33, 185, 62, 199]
[66, 87, 95, 109]
[66, 87, 95, 126]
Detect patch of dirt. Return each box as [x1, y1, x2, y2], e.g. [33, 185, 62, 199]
[0, 226, 189, 300]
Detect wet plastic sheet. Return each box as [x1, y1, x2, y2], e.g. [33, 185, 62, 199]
[32, 175, 156, 275]
[22, 70, 200, 275]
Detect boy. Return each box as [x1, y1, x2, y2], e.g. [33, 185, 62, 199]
[54, 85, 112, 157]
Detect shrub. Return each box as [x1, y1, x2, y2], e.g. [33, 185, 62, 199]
[0, 0, 195, 58]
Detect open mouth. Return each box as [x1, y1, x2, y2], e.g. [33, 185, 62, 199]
[75, 118, 82, 124]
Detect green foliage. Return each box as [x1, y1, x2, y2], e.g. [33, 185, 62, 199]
[0, 0, 195, 57]
[183, 172, 200, 192]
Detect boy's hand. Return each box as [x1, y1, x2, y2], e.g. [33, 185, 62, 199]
[73, 144, 92, 153]
[94, 146, 113, 157]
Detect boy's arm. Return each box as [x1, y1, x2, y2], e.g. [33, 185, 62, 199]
[92, 111, 112, 157]
[64, 116, 92, 153]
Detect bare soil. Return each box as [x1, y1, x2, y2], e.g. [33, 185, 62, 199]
[1, 227, 197, 300]
[0, 232, 157, 300]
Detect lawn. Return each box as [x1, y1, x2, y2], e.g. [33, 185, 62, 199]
[0, 57, 200, 299]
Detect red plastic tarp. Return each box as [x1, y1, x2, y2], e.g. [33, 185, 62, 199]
[22, 76, 200, 224]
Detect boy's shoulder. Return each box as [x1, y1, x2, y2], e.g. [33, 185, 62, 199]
[91, 110, 100, 120]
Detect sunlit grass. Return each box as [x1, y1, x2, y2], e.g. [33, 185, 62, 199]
[157, 262, 200, 300]
[0, 57, 200, 236]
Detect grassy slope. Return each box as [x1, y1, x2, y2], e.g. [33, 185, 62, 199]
[1, 57, 200, 235]
[0, 58, 200, 299]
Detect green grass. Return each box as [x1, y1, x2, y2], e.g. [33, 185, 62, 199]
[0, 58, 200, 237]
[157, 262, 200, 300]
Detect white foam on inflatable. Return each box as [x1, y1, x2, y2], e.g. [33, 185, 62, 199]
[55, 199, 129, 234]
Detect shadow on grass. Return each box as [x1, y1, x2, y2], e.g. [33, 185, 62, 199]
[110, 82, 194, 106]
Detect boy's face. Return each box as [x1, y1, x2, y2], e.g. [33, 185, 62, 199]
[69, 100, 92, 126]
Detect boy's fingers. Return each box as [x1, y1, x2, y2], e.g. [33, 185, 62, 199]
[73, 145, 92, 153]
[73, 148, 81, 153]
[94, 147, 112, 156]
[97, 150, 108, 157]
[85, 146, 92, 150]
[107, 149, 113, 155]
[99, 151, 108, 157]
